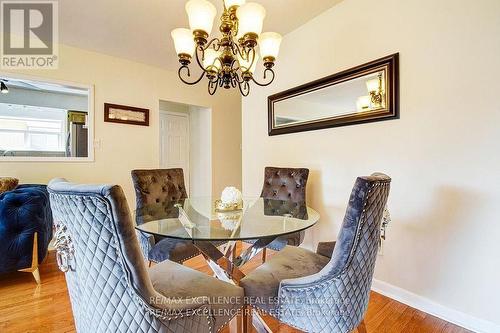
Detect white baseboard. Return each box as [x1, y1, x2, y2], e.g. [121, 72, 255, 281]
[371, 279, 500, 333]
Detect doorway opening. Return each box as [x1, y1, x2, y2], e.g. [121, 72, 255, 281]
[159, 100, 212, 197]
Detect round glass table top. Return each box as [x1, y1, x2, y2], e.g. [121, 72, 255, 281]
[134, 197, 319, 241]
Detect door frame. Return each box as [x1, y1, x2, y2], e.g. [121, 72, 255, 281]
[159, 110, 190, 194]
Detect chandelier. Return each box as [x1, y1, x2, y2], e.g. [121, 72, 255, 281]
[171, 0, 282, 96]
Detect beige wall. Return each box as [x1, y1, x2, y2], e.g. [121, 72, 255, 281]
[188, 105, 212, 197]
[0, 44, 242, 206]
[242, 0, 500, 330]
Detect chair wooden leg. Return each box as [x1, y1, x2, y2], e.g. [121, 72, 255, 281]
[32, 268, 41, 284]
[243, 305, 253, 333]
[19, 232, 41, 285]
[232, 245, 238, 261]
[236, 310, 243, 333]
[356, 320, 367, 333]
[261, 248, 267, 263]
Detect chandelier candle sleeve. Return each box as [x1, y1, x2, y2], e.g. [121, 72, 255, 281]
[238, 53, 259, 73]
[203, 49, 222, 71]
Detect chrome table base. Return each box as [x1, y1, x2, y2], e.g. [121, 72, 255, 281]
[192, 238, 277, 332]
[192, 236, 276, 283]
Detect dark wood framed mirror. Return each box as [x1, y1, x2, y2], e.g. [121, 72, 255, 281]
[268, 53, 399, 136]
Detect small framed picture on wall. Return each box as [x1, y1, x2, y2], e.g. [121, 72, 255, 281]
[104, 103, 149, 126]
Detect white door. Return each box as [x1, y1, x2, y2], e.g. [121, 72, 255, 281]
[160, 112, 190, 194]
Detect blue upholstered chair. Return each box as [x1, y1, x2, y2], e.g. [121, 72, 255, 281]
[48, 179, 243, 333]
[0, 184, 53, 284]
[240, 174, 391, 333]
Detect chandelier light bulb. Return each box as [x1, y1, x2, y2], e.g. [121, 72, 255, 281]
[185, 0, 217, 34]
[366, 78, 381, 93]
[237, 2, 266, 37]
[171, 28, 196, 57]
[203, 48, 222, 72]
[224, 0, 246, 9]
[356, 96, 371, 111]
[238, 53, 259, 73]
[259, 32, 282, 60]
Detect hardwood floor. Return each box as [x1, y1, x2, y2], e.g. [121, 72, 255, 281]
[0, 250, 471, 333]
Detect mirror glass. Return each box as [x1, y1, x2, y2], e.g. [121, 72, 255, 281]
[0, 76, 92, 159]
[274, 69, 387, 128]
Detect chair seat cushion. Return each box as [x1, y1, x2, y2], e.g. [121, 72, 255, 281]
[149, 238, 200, 263]
[240, 246, 330, 313]
[150, 260, 244, 331]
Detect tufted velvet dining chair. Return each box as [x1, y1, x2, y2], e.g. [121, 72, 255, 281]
[245, 167, 309, 262]
[48, 179, 243, 333]
[131, 169, 200, 265]
[240, 173, 391, 333]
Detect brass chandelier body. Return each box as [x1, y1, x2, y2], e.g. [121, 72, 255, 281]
[176, 4, 276, 96]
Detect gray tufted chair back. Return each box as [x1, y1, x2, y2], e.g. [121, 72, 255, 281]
[131, 169, 188, 211]
[260, 167, 309, 202]
[278, 173, 391, 332]
[263, 199, 308, 220]
[48, 179, 213, 333]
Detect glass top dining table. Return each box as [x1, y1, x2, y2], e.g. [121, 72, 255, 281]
[134, 197, 319, 242]
[135, 197, 319, 333]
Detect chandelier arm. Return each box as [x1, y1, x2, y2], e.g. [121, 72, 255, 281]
[246, 48, 257, 72]
[204, 38, 222, 52]
[178, 66, 206, 85]
[230, 59, 241, 72]
[241, 81, 250, 97]
[245, 47, 252, 61]
[230, 72, 238, 88]
[208, 79, 219, 95]
[231, 43, 247, 59]
[251, 68, 276, 87]
[233, 71, 245, 84]
[194, 45, 210, 74]
[233, 71, 240, 83]
[208, 75, 219, 84]
[234, 74, 250, 97]
[233, 48, 256, 74]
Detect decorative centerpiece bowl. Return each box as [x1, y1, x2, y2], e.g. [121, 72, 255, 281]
[215, 187, 243, 212]
[215, 200, 243, 212]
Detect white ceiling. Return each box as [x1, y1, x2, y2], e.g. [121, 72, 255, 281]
[59, 0, 343, 70]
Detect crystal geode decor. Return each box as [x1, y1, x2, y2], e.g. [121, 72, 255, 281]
[215, 186, 243, 211]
